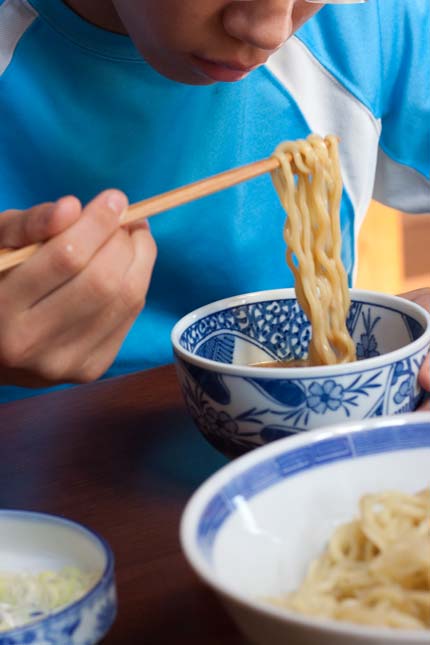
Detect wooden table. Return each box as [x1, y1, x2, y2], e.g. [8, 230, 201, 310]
[0, 365, 247, 644]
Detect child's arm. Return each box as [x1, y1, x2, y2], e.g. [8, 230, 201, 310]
[0, 190, 157, 388]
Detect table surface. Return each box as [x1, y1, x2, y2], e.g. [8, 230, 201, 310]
[0, 365, 248, 644]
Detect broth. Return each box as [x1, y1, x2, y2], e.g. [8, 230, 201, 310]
[251, 359, 311, 368]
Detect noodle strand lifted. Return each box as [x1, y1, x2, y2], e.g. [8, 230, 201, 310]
[271, 135, 356, 365]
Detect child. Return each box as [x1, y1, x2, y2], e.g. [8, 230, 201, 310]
[0, 0, 428, 403]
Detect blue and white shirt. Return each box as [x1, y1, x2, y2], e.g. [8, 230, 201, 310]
[0, 0, 429, 402]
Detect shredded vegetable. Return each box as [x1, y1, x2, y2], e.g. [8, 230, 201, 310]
[0, 567, 98, 631]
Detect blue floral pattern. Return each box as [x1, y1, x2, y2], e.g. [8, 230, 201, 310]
[181, 299, 311, 362]
[391, 357, 421, 407]
[356, 309, 381, 359]
[307, 381, 344, 413]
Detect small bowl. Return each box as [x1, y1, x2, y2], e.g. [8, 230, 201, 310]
[0, 510, 116, 644]
[180, 413, 430, 645]
[171, 288, 430, 457]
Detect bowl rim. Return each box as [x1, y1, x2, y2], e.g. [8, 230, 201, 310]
[180, 412, 430, 643]
[0, 509, 115, 637]
[171, 288, 430, 376]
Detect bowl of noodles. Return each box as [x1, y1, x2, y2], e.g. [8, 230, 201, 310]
[172, 287, 430, 457]
[180, 413, 430, 645]
[171, 134, 430, 457]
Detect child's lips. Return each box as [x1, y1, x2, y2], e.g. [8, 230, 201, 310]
[191, 55, 260, 82]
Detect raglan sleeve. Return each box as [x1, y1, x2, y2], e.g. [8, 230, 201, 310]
[373, 0, 430, 213]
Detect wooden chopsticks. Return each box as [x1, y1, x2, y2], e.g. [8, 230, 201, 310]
[0, 155, 281, 274]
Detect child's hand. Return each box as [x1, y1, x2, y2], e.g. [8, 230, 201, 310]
[0, 190, 157, 388]
[398, 288, 430, 410]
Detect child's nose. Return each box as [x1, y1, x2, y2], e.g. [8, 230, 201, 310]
[222, 0, 293, 52]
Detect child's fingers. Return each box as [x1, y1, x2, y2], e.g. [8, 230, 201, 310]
[3, 190, 128, 307]
[73, 313, 139, 383]
[398, 287, 430, 312]
[32, 221, 156, 337]
[418, 353, 430, 393]
[0, 196, 82, 247]
[398, 288, 430, 397]
[52, 226, 157, 383]
[123, 222, 157, 306]
[124, 218, 151, 233]
[2, 225, 156, 384]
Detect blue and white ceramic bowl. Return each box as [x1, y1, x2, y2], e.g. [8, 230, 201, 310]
[0, 511, 116, 645]
[171, 289, 430, 457]
[181, 413, 430, 645]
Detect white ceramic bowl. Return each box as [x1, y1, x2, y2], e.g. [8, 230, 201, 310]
[0, 510, 116, 644]
[181, 413, 430, 645]
[172, 289, 430, 457]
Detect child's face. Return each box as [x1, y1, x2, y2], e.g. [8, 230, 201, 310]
[112, 0, 322, 84]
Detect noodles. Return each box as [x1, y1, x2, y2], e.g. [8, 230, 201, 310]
[271, 490, 430, 630]
[262, 138, 429, 630]
[271, 134, 356, 365]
